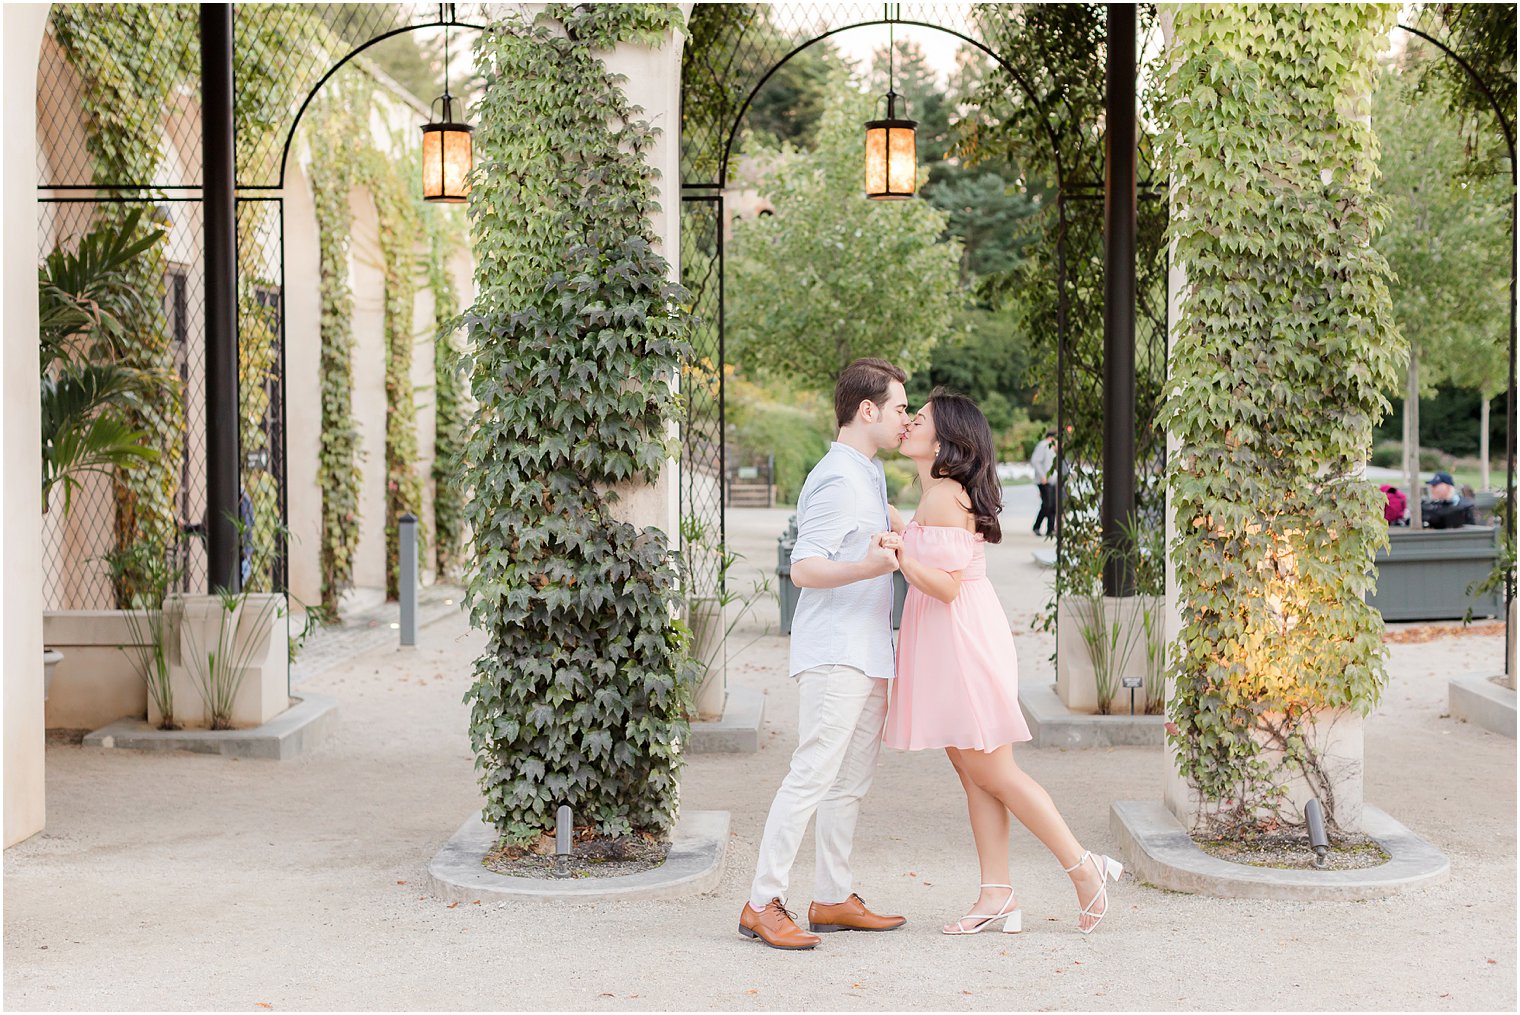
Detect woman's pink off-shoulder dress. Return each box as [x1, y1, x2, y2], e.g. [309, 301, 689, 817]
[883, 522, 1032, 752]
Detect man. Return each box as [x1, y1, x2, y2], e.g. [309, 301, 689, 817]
[1423, 470, 1476, 529]
[738, 358, 910, 950]
[1030, 430, 1057, 537]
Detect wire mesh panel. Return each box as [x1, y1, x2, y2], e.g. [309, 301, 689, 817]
[38, 197, 207, 610]
[236, 197, 289, 593]
[682, 1, 1172, 635]
[680, 194, 726, 599]
[37, 7, 202, 191]
[682, 2, 1068, 189]
[232, 2, 499, 189]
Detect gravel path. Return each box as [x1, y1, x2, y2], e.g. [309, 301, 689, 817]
[4, 506, 1513, 1011]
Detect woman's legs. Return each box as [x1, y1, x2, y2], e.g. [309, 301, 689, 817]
[948, 744, 1109, 930]
[945, 749, 1017, 930]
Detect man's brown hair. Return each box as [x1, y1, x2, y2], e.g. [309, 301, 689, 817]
[834, 358, 907, 429]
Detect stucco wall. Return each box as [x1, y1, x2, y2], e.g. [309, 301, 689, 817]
[6, 3, 51, 848]
[283, 161, 324, 611]
[348, 186, 388, 599]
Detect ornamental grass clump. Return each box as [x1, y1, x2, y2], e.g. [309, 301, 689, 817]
[103, 540, 182, 729]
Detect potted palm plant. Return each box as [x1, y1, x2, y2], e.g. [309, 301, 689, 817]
[38, 209, 164, 700]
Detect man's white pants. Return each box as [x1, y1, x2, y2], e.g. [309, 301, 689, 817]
[749, 664, 889, 910]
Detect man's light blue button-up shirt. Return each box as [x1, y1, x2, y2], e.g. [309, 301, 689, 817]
[788, 442, 895, 681]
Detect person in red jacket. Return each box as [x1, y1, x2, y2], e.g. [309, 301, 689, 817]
[1380, 484, 1408, 525]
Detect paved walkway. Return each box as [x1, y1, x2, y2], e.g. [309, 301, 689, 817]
[3, 506, 1514, 1011]
[291, 583, 467, 684]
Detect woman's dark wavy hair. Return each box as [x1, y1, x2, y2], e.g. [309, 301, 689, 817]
[927, 388, 1003, 543]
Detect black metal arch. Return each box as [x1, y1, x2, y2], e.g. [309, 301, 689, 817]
[702, 13, 1074, 193]
[240, 10, 487, 192]
[1396, 22, 1517, 170]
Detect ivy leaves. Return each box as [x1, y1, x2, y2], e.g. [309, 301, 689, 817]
[462, 5, 698, 844]
[1164, 4, 1400, 837]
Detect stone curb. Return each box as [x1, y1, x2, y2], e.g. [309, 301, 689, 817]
[1019, 682, 1165, 748]
[82, 694, 339, 761]
[689, 686, 765, 753]
[426, 809, 730, 903]
[1110, 799, 1449, 900]
[1448, 672, 1516, 739]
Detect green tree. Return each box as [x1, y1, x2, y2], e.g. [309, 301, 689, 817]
[923, 170, 1042, 284]
[744, 38, 841, 151]
[1421, 3, 1516, 176]
[1375, 42, 1511, 504]
[727, 77, 963, 387]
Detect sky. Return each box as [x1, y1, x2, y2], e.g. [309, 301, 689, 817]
[828, 21, 966, 87]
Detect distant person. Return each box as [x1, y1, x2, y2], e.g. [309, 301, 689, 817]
[1379, 484, 1407, 525]
[1030, 430, 1057, 538]
[1422, 471, 1476, 529]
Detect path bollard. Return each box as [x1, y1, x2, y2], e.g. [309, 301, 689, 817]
[552, 804, 573, 878]
[399, 512, 417, 647]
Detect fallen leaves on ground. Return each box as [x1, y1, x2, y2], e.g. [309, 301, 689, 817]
[447, 902, 459, 909]
[1384, 622, 1503, 644]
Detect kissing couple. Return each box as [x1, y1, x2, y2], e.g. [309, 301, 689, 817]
[738, 358, 1123, 950]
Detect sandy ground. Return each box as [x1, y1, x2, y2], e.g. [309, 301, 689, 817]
[4, 504, 1514, 1012]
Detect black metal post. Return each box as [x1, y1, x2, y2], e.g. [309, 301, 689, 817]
[201, 4, 240, 593]
[1102, 3, 1137, 597]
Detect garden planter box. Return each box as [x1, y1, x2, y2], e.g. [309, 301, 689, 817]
[1056, 596, 1164, 715]
[1368, 525, 1501, 622]
[158, 594, 288, 730]
[687, 596, 726, 722]
[42, 611, 153, 729]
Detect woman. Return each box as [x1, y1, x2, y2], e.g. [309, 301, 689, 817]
[882, 390, 1122, 936]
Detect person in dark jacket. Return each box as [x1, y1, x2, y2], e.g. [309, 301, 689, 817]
[1422, 471, 1476, 529]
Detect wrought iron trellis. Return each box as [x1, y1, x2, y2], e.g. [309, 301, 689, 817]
[679, 2, 1172, 614]
[35, 3, 489, 610]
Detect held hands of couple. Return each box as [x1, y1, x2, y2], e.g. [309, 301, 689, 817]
[868, 531, 903, 576]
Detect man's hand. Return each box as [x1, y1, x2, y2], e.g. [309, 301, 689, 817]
[868, 531, 901, 575]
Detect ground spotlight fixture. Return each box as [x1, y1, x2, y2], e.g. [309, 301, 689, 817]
[1305, 798, 1329, 869]
[551, 803, 573, 879]
[864, 10, 917, 200]
[421, 11, 472, 203]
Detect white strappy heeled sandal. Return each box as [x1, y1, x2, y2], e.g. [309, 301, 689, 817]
[940, 883, 1023, 935]
[1063, 851, 1123, 935]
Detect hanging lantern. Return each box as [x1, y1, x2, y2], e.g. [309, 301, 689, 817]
[421, 19, 472, 204]
[864, 90, 917, 200]
[421, 94, 473, 203]
[864, 14, 917, 200]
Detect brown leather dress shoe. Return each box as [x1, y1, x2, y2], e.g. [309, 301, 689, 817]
[808, 893, 907, 933]
[739, 898, 821, 950]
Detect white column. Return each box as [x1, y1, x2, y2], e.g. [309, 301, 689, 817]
[5, 4, 51, 848]
[597, 21, 686, 541]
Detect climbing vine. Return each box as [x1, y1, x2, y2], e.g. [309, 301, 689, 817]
[462, 3, 699, 843]
[1163, 3, 1401, 837]
[309, 91, 365, 615]
[354, 142, 428, 601]
[428, 215, 469, 581]
[50, 5, 195, 603]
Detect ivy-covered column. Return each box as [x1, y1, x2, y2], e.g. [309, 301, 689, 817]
[1162, 3, 1402, 837]
[461, 4, 698, 842]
